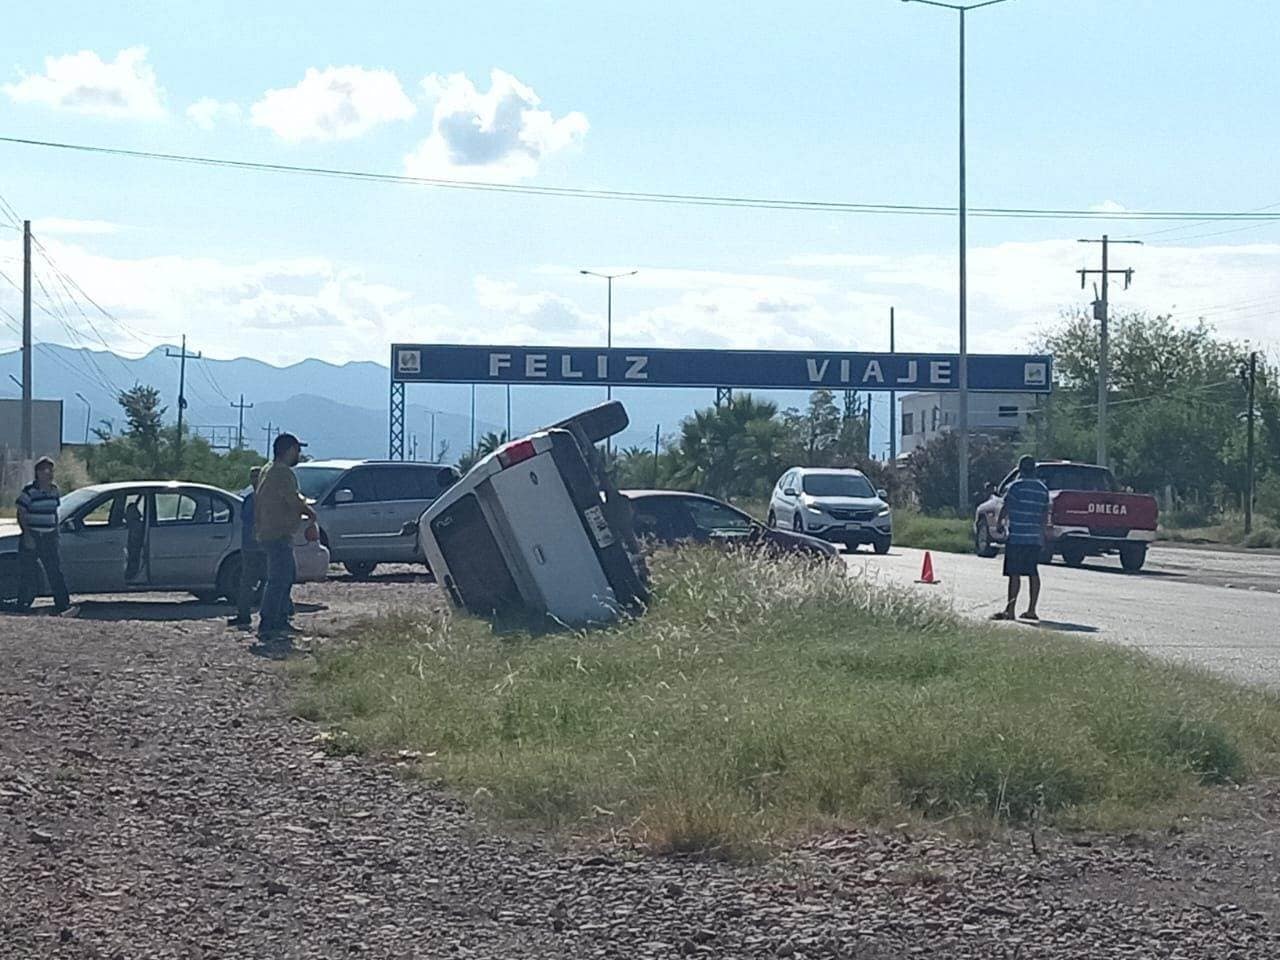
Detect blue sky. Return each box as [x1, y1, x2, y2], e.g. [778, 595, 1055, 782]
[2, 0, 1278, 402]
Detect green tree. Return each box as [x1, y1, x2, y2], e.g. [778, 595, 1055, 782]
[456, 431, 508, 474]
[84, 385, 264, 488]
[1036, 310, 1277, 507]
[667, 394, 789, 499]
[908, 430, 1016, 515]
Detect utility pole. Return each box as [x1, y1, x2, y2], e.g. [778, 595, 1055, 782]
[429, 412, 436, 463]
[469, 383, 476, 453]
[230, 394, 254, 448]
[21, 220, 32, 461]
[1243, 351, 1258, 535]
[1077, 235, 1140, 468]
[262, 421, 275, 459]
[653, 423, 661, 487]
[166, 335, 201, 472]
[888, 306, 897, 462]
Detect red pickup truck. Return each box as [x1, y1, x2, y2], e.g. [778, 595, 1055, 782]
[974, 460, 1159, 572]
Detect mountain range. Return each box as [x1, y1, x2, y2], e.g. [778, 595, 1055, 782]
[1, 344, 877, 461]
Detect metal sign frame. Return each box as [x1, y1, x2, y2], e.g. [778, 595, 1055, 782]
[387, 343, 1053, 459]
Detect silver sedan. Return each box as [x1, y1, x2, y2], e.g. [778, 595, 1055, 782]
[1, 481, 328, 607]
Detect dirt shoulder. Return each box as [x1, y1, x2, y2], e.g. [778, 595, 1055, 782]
[2, 574, 1279, 959]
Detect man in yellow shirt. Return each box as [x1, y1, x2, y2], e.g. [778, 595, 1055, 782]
[253, 433, 316, 649]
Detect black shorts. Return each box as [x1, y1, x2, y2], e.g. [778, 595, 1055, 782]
[1003, 544, 1041, 578]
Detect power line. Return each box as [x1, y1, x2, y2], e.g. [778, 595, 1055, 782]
[7, 135, 1280, 223]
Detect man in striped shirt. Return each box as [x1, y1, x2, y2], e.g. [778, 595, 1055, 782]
[993, 455, 1050, 622]
[15, 456, 74, 615]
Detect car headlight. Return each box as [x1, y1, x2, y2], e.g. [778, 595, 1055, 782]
[805, 504, 826, 516]
[877, 507, 891, 518]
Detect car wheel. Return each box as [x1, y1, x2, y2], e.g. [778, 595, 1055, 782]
[974, 519, 998, 558]
[1039, 543, 1056, 565]
[1119, 543, 1147, 572]
[873, 535, 891, 555]
[1061, 543, 1087, 567]
[792, 513, 804, 534]
[216, 554, 242, 605]
[344, 560, 378, 579]
[766, 510, 777, 528]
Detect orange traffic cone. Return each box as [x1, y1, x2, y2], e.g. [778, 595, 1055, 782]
[916, 551, 940, 585]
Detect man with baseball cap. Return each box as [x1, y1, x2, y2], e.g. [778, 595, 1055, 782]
[253, 432, 316, 651]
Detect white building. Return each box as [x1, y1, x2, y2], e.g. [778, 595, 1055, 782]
[898, 391, 1036, 456]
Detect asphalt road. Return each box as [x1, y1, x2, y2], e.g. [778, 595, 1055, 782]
[845, 543, 1280, 688]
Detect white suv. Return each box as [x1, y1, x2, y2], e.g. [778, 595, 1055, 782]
[768, 467, 892, 553]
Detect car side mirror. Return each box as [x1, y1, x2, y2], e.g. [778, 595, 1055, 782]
[783, 487, 797, 497]
[876, 488, 888, 501]
[399, 520, 419, 537]
[334, 489, 354, 505]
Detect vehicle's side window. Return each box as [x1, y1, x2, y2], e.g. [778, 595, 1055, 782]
[210, 495, 232, 524]
[655, 499, 698, 540]
[79, 494, 120, 529]
[630, 504, 662, 541]
[154, 491, 221, 525]
[342, 468, 380, 503]
[373, 468, 427, 504]
[687, 500, 752, 534]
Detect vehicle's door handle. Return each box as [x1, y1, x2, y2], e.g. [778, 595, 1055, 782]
[211, 535, 228, 541]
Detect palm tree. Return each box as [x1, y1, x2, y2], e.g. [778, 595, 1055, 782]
[456, 431, 508, 473]
[670, 394, 786, 499]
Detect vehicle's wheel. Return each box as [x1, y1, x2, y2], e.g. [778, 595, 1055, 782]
[1039, 542, 1056, 565]
[974, 519, 998, 558]
[873, 535, 891, 555]
[766, 510, 777, 528]
[344, 560, 378, 579]
[216, 554, 242, 605]
[1061, 543, 1087, 567]
[792, 513, 804, 534]
[1119, 543, 1147, 572]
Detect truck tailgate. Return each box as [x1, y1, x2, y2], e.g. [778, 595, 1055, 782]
[1051, 491, 1158, 532]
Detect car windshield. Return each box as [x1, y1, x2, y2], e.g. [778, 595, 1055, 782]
[57, 487, 105, 520]
[1037, 465, 1120, 492]
[295, 466, 347, 500]
[801, 473, 875, 498]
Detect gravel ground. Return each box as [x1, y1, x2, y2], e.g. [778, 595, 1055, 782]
[3, 571, 1280, 959]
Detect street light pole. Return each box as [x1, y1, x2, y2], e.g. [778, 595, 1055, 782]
[580, 268, 638, 458]
[901, 0, 1014, 510]
[580, 269, 638, 405]
[75, 392, 91, 444]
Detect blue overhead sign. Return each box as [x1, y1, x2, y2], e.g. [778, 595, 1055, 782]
[391, 344, 1052, 393]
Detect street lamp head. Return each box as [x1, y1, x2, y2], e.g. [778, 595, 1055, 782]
[579, 269, 590, 275]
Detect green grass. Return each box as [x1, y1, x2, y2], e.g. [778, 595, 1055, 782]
[296, 549, 1280, 857]
[1159, 514, 1280, 549]
[892, 509, 974, 554]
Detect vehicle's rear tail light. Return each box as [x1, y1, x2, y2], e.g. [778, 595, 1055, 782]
[497, 439, 538, 469]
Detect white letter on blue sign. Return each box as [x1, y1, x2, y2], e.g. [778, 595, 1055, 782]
[561, 356, 583, 378]
[526, 354, 548, 377]
[897, 360, 917, 384]
[597, 355, 609, 379]
[806, 359, 830, 383]
[862, 361, 884, 384]
[489, 353, 512, 377]
[930, 361, 952, 384]
[625, 356, 649, 380]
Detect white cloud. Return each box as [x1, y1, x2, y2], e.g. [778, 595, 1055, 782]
[186, 97, 242, 130]
[32, 218, 121, 236]
[251, 66, 416, 142]
[405, 69, 588, 182]
[2, 46, 165, 119]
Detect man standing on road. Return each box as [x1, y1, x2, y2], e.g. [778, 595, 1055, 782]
[15, 457, 75, 616]
[253, 434, 315, 649]
[227, 465, 264, 630]
[993, 455, 1050, 622]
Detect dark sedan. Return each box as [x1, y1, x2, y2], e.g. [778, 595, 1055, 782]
[620, 490, 838, 560]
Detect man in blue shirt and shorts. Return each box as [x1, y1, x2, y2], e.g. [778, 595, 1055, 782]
[993, 455, 1050, 622]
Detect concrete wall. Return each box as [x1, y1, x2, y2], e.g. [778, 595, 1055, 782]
[0, 398, 64, 459]
[898, 392, 1035, 456]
